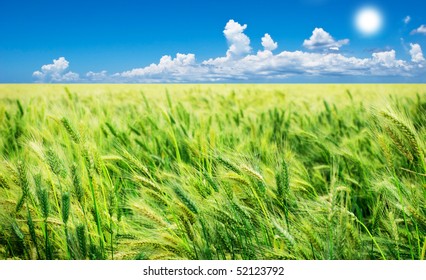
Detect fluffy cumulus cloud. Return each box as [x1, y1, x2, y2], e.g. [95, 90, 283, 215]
[411, 24, 426, 35]
[261, 33, 278, 51]
[223, 20, 251, 58]
[33, 57, 79, 82]
[409, 43, 425, 63]
[34, 20, 426, 83]
[302, 28, 349, 51]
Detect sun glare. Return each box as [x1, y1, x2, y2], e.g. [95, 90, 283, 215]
[355, 7, 383, 36]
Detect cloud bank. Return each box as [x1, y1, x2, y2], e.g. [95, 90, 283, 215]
[33, 20, 426, 83]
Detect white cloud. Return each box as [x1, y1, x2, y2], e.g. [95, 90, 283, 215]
[217, 49, 411, 79]
[261, 33, 278, 51]
[372, 50, 403, 67]
[32, 71, 44, 80]
[302, 28, 349, 51]
[411, 24, 426, 35]
[123, 47, 421, 81]
[41, 57, 69, 72]
[33, 21, 426, 83]
[223, 19, 251, 58]
[113, 53, 206, 82]
[32, 57, 80, 82]
[120, 53, 196, 77]
[86, 70, 108, 82]
[409, 43, 425, 63]
[60, 72, 80, 82]
[404, 16, 411, 24]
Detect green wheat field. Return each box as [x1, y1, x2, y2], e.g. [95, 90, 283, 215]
[0, 84, 425, 260]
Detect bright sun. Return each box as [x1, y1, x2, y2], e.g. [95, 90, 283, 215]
[355, 7, 383, 36]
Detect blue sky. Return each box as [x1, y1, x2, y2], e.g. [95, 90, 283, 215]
[1, 0, 426, 83]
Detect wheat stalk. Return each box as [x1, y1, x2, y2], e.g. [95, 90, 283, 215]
[71, 163, 84, 205]
[173, 186, 198, 214]
[15, 160, 30, 213]
[384, 126, 414, 162]
[46, 148, 67, 178]
[61, 117, 81, 144]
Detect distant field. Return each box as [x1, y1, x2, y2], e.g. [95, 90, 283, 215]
[0, 84, 425, 260]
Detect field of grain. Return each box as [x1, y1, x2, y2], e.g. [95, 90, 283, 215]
[0, 84, 425, 260]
